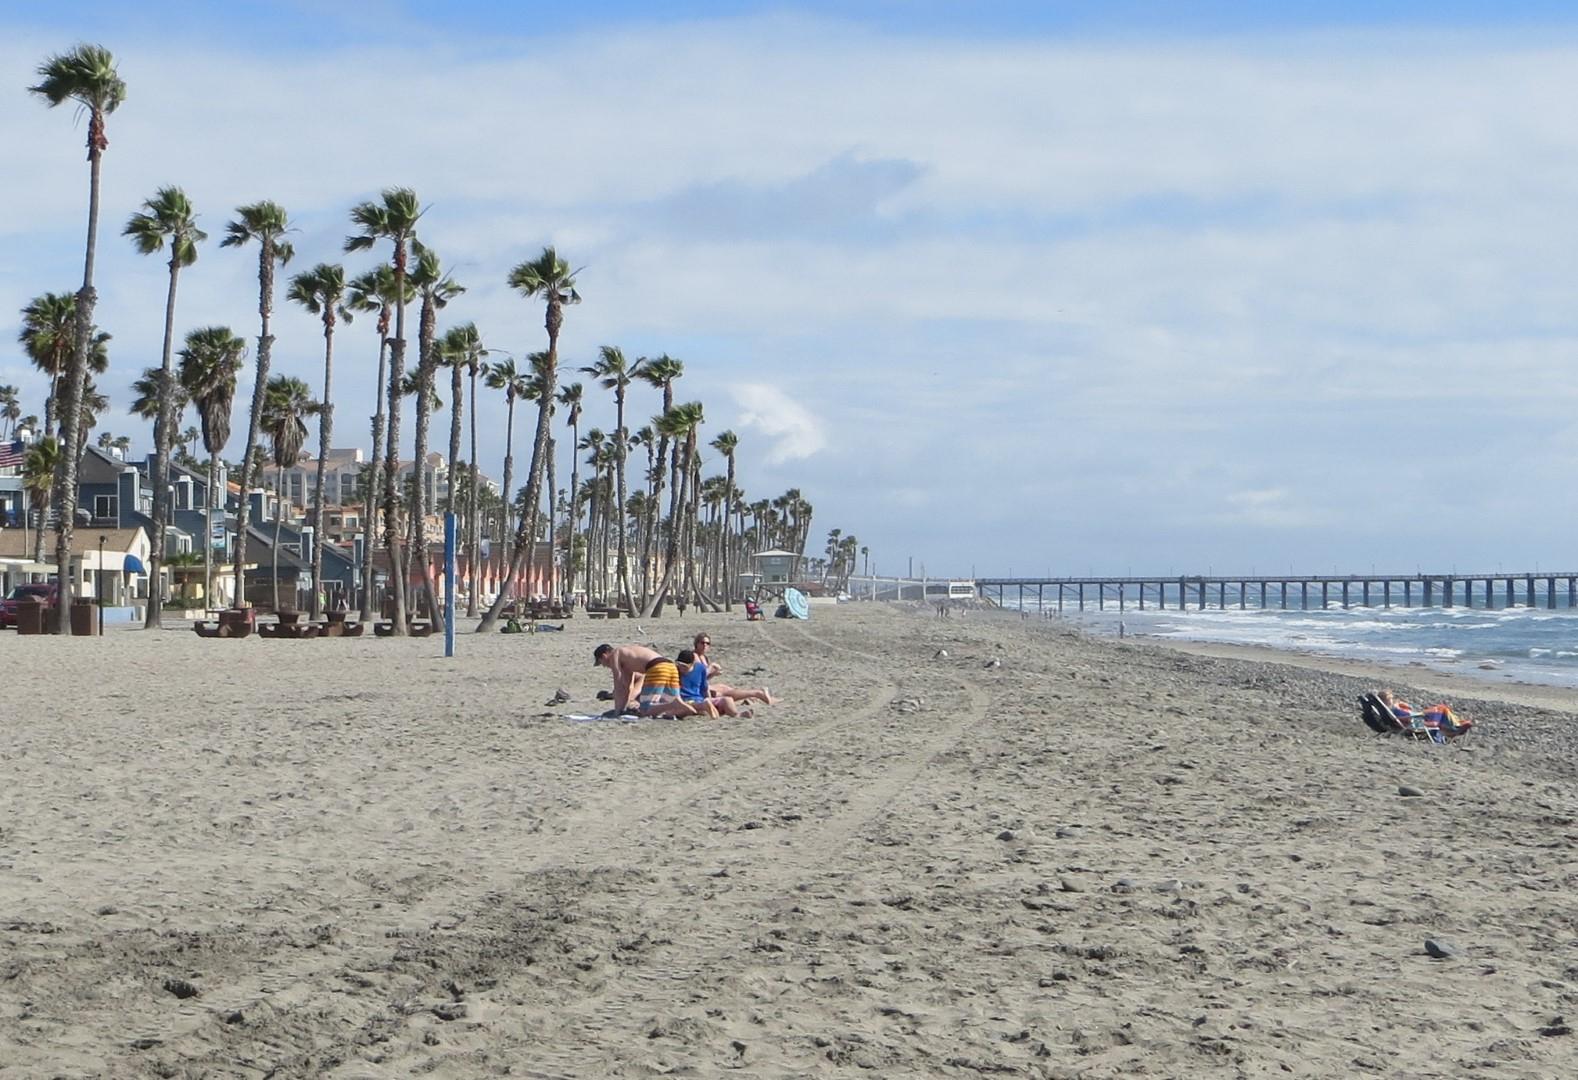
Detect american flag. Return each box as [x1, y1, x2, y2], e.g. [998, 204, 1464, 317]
[0, 439, 25, 470]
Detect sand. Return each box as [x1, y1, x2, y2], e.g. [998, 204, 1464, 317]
[2, 603, 1576, 1078]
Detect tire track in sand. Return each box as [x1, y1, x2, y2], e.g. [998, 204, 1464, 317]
[520, 614, 995, 1072]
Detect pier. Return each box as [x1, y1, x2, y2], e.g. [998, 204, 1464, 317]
[974, 573, 1578, 613]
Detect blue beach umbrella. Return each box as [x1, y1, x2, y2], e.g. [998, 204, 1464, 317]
[784, 587, 810, 620]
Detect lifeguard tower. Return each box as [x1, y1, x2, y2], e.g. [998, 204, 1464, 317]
[749, 548, 800, 605]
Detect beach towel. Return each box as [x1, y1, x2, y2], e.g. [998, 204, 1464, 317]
[563, 712, 642, 723]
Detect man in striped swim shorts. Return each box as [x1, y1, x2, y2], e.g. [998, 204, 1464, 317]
[594, 643, 714, 718]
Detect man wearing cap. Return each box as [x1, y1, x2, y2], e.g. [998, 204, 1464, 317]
[593, 643, 714, 718]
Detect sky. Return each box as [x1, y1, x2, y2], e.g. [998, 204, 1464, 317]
[5, 2, 1578, 579]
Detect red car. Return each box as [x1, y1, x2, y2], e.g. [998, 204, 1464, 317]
[0, 583, 59, 628]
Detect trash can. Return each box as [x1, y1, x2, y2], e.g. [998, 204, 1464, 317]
[16, 597, 45, 635]
[70, 597, 98, 636]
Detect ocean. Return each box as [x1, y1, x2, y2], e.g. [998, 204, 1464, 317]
[1012, 597, 1578, 690]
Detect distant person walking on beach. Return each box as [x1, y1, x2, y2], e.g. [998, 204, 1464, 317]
[692, 633, 774, 705]
[594, 643, 712, 718]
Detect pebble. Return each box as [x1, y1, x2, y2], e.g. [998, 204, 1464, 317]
[431, 1002, 468, 1021]
[1154, 879, 1184, 893]
[1398, 786, 1425, 798]
[997, 830, 1017, 842]
[1539, 1016, 1572, 1037]
[1111, 878, 1138, 894]
[1055, 827, 1081, 839]
[162, 978, 200, 1000]
[1424, 938, 1461, 959]
[1058, 877, 1086, 893]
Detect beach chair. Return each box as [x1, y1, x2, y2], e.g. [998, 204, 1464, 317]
[1358, 693, 1433, 742]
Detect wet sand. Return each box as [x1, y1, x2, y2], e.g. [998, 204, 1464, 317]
[2, 604, 1575, 1077]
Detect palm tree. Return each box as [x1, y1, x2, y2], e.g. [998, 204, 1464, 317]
[112, 434, 130, 457]
[642, 401, 704, 616]
[287, 262, 351, 619]
[346, 266, 409, 621]
[556, 381, 584, 601]
[261, 376, 316, 613]
[77, 379, 109, 464]
[483, 357, 530, 593]
[583, 346, 640, 613]
[179, 326, 246, 608]
[710, 429, 739, 608]
[0, 385, 20, 439]
[345, 187, 423, 634]
[576, 429, 606, 598]
[30, 44, 126, 632]
[96, 431, 114, 451]
[17, 293, 73, 439]
[22, 438, 60, 564]
[635, 354, 683, 603]
[178, 424, 200, 467]
[125, 185, 205, 628]
[479, 248, 581, 632]
[130, 366, 188, 427]
[440, 324, 485, 614]
[405, 242, 463, 630]
[220, 200, 294, 611]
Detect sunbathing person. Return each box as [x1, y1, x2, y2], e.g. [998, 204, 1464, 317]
[677, 649, 748, 718]
[692, 633, 774, 705]
[593, 643, 714, 718]
[1378, 689, 1471, 742]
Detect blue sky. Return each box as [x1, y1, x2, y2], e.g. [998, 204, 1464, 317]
[7, 3, 1578, 577]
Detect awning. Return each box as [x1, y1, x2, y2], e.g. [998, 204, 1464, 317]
[123, 554, 146, 574]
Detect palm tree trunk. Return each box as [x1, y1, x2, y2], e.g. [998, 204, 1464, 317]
[233, 241, 276, 612]
[51, 126, 106, 633]
[567, 419, 580, 603]
[499, 395, 516, 594]
[205, 454, 217, 607]
[310, 312, 335, 619]
[546, 437, 558, 600]
[641, 438, 667, 608]
[478, 324, 560, 632]
[383, 244, 409, 635]
[272, 472, 284, 613]
[467, 364, 480, 617]
[146, 254, 182, 629]
[411, 309, 441, 633]
[360, 332, 387, 621]
[722, 457, 736, 609]
[33, 497, 47, 565]
[639, 445, 689, 619]
[613, 395, 635, 614]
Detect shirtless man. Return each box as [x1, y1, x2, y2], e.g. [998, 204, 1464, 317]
[594, 643, 713, 718]
[692, 633, 774, 705]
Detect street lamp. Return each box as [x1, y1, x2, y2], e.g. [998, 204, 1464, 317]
[97, 533, 106, 635]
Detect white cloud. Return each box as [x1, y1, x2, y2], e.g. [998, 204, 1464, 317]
[6, 15, 1578, 572]
[729, 382, 827, 465]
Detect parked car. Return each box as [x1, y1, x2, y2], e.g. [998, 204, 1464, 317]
[0, 583, 59, 628]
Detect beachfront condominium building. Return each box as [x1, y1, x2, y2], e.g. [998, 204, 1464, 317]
[260, 448, 367, 512]
[260, 449, 496, 517]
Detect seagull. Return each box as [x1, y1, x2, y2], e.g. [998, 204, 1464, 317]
[984, 658, 1003, 670]
[934, 649, 949, 660]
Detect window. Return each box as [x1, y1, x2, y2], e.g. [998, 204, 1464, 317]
[93, 494, 117, 521]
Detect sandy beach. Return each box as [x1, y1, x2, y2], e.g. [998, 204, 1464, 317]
[3, 603, 1576, 1078]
